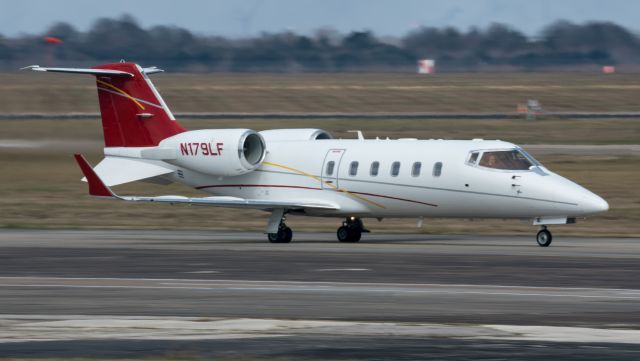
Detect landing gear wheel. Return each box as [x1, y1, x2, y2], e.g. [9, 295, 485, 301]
[337, 226, 360, 243]
[268, 225, 293, 243]
[337, 218, 364, 243]
[282, 227, 293, 243]
[336, 226, 349, 242]
[267, 232, 279, 243]
[350, 229, 362, 242]
[536, 228, 552, 247]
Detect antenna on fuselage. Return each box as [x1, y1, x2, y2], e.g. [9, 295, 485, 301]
[347, 130, 364, 140]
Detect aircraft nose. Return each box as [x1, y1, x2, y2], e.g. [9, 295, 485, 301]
[580, 192, 609, 215]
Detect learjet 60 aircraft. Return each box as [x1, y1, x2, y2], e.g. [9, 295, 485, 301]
[25, 62, 609, 246]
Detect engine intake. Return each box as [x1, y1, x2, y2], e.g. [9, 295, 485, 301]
[241, 131, 265, 167]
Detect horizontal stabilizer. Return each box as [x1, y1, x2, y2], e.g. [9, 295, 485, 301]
[74, 154, 339, 211]
[22, 65, 134, 77]
[83, 156, 174, 186]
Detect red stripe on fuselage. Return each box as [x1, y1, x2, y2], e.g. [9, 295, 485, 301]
[195, 184, 438, 207]
[195, 184, 322, 191]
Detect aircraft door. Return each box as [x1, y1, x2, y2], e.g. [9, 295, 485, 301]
[321, 149, 345, 189]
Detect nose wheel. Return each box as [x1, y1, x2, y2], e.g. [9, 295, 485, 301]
[536, 226, 552, 247]
[268, 220, 292, 243]
[337, 217, 367, 243]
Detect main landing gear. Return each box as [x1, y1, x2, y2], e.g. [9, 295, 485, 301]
[268, 219, 293, 243]
[337, 217, 368, 243]
[536, 226, 552, 247]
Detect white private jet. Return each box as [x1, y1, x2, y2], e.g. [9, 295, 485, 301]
[25, 62, 609, 246]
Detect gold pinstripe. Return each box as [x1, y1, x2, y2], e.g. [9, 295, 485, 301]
[96, 79, 146, 110]
[262, 161, 386, 209]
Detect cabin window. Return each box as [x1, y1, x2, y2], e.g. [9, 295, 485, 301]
[468, 152, 479, 165]
[479, 150, 533, 170]
[412, 162, 422, 177]
[349, 161, 359, 176]
[391, 161, 401, 177]
[325, 161, 335, 176]
[370, 161, 380, 176]
[433, 162, 443, 177]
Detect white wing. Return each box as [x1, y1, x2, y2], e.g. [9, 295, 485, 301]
[74, 154, 339, 211]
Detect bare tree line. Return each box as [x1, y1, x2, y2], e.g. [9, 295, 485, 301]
[1, 14, 639, 72]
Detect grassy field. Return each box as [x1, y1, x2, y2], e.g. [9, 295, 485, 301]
[4, 72, 640, 113]
[0, 72, 638, 236]
[3, 117, 640, 145]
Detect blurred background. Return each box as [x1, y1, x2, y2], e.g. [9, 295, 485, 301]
[1, 0, 638, 236]
[3, 0, 640, 72]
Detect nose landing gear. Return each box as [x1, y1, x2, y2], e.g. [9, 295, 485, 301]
[337, 217, 368, 243]
[536, 226, 552, 247]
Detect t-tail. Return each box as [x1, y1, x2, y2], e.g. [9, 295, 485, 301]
[24, 62, 266, 188]
[23, 62, 186, 147]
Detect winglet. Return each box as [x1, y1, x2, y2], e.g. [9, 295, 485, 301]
[73, 154, 115, 197]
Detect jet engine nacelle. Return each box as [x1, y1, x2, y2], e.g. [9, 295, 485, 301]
[158, 129, 266, 177]
[260, 128, 333, 142]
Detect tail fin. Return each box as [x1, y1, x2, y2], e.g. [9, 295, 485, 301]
[24, 63, 186, 147]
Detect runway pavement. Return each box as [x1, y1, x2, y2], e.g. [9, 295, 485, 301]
[0, 229, 639, 359]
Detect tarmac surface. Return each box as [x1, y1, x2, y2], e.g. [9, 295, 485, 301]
[0, 229, 639, 359]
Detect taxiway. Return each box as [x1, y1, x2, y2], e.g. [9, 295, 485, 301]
[0, 230, 639, 359]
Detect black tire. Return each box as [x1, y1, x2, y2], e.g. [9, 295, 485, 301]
[536, 229, 552, 247]
[350, 229, 362, 242]
[282, 227, 293, 243]
[268, 232, 281, 243]
[337, 226, 351, 242]
[268, 226, 292, 243]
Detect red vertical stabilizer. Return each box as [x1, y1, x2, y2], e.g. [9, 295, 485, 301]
[92, 62, 185, 147]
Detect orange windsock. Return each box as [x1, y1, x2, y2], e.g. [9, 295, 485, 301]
[44, 36, 64, 44]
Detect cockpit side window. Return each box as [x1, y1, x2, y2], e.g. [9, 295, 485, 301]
[467, 152, 479, 165]
[479, 150, 533, 170]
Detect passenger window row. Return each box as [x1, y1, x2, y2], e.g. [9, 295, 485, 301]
[326, 161, 442, 178]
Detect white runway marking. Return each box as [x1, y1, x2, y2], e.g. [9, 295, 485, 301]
[0, 140, 42, 148]
[3, 276, 640, 292]
[487, 325, 640, 345]
[314, 268, 371, 272]
[0, 277, 639, 300]
[0, 315, 639, 344]
[0, 139, 98, 150]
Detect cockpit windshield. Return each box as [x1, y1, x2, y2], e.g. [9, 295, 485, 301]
[478, 149, 535, 170]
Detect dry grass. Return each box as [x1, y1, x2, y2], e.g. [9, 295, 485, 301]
[4, 72, 640, 113]
[2, 117, 640, 145]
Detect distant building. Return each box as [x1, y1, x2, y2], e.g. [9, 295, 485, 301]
[516, 99, 544, 120]
[417, 59, 435, 74]
[602, 65, 616, 74]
